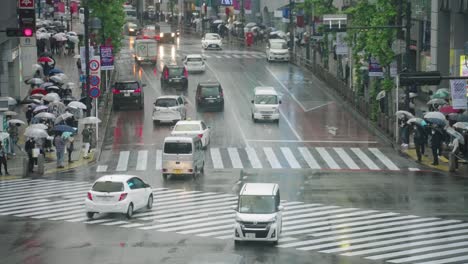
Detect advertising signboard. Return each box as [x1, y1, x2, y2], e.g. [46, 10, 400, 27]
[99, 46, 114, 70]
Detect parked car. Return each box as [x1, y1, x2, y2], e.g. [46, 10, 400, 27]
[202, 33, 222, 50]
[161, 64, 188, 89]
[183, 54, 206, 73]
[170, 120, 211, 148]
[112, 80, 146, 110]
[196, 82, 224, 112]
[85, 174, 153, 219]
[152, 95, 187, 125]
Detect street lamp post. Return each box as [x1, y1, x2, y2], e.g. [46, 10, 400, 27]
[83, 0, 91, 117]
[289, 0, 295, 51]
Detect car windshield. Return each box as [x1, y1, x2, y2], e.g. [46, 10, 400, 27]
[115, 82, 139, 90]
[168, 68, 184, 76]
[125, 10, 137, 17]
[201, 86, 220, 96]
[155, 98, 177, 107]
[205, 34, 220, 40]
[92, 181, 124, 193]
[239, 195, 276, 214]
[254, 95, 278, 104]
[164, 142, 192, 154]
[271, 42, 287, 49]
[174, 124, 200, 131]
[187, 58, 202, 62]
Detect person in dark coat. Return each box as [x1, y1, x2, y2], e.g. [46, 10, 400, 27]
[430, 126, 444, 165]
[0, 142, 9, 175]
[413, 125, 427, 162]
[25, 138, 36, 172]
[399, 116, 410, 147]
[26, 105, 34, 125]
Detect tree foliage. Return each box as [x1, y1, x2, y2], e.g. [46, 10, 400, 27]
[296, 0, 337, 16]
[88, 0, 126, 53]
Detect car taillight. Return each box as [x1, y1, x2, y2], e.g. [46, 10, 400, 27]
[164, 70, 169, 79]
[188, 169, 193, 172]
[119, 193, 128, 201]
[134, 87, 142, 93]
[162, 168, 167, 172]
[183, 68, 188, 78]
[220, 91, 224, 97]
[156, 35, 160, 41]
[87, 192, 93, 200]
[112, 88, 121, 94]
[198, 134, 203, 138]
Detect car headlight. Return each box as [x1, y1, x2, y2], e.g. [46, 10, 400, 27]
[171, 33, 175, 37]
[269, 216, 277, 223]
[160, 33, 164, 37]
[129, 28, 135, 32]
[235, 215, 243, 223]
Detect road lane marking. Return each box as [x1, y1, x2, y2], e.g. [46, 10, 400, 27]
[155, 150, 162, 170]
[245, 139, 378, 144]
[227, 148, 243, 168]
[351, 148, 379, 170]
[180, 224, 232, 235]
[380, 246, 468, 263]
[279, 110, 302, 140]
[50, 212, 86, 221]
[34, 209, 84, 219]
[409, 167, 420, 171]
[333, 147, 359, 170]
[399, 255, 468, 264]
[101, 221, 129, 226]
[116, 151, 130, 171]
[154, 191, 205, 201]
[0, 181, 90, 198]
[96, 165, 108, 172]
[263, 147, 282, 168]
[245, 147, 262, 168]
[298, 147, 321, 169]
[210, 148, 224, 169]
[316, 147, 340, 169]
[280, 147, 301, 168]
[369, 148, 400, 170]
[136, 150, 148, 171]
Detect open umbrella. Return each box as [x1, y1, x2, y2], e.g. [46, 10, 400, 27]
[34, 112, 56, 120]
[0, 132, 9, 141]
[431, 90, 450, 99]
[29, 123, 48, 130]
[426, 98, 447, 106]
[38, 57, 54, 63]
[68, 35, 79, 44]
[409, 92, 418, 99]
[0, 97, 17, 106]
[43, 92, 60, 102]
[395, 110, 414, 119]
[407, 117, 426, 126]
[425, 118, 448, 127]
[376, 90, 386, 100]
[453, 122, 468, 131]
[446, 127, 465, 145]
[33, 105, 49, 113]
[436, 88, 449, 94]
[45, 86, 60, 92]
[31, 87, 47, 95]
[40, 82, 54, 88]
[80, 116, 101, 124]
[24, 127, 49, 138]
[439, 105, 462, 115]
[4, 111, 18, 116]
[424, 111, 447, 121]
[54, 112, 74, 124]
[48, 68, 63, 75]
[7, 119, 26, 125]
[27, 78, 44, 85]
[50, 75, 65, 84]
[29, 94, 45, 100]
[62, 132, 73, 140]
[53, 125, 76, 133]
[64, 82, 76, 89]
[67, 101, 87, 110]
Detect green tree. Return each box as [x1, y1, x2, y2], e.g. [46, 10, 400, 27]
[88, 0, 126, 53]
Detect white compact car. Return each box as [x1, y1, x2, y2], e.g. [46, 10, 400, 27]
[171, 120, 211, 148]
[202, 33, 222, 50]
[152, 95, 187, 125]
[183, 54, 206, 72]
[85, 175, 153, 219]
[266, 39, 290, 62]
[233, 183, 283, 244]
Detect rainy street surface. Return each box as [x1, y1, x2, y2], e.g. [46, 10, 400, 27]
[1, 35, 468, 264]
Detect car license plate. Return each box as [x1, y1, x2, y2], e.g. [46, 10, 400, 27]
[174, 79, 180, 82]
[207, 99, 215, 103]
[263, 115, 271, 119]
[246, 233, 256, 239]
[173, 169, 182, 174]
[124, 93, 130, 97]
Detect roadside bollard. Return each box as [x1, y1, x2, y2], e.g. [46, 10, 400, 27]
[37, 155, 45, 175]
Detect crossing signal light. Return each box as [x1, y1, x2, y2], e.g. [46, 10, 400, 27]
[23, 28, 33, 37]
[5, 28, 34, 37]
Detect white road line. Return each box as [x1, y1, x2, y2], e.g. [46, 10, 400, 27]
[263, 147, 282, 168]
[351, 148, 379, 170]
[333, 147, 359, 169]
[197, 229, 232, 237]
[136, 150, 148, 171]
[143, 213, 234, 229]
[232, 54, 241, 58]
[155, 193, 232, 205]
[137, 202, 235, 221]
[387, 247, 468, 263]
[116, 151, 130, 171]
[0, 181, 90, 197]
[101, 221, 129, 226]
[281, 147, 301, 168]
[155, 150, 162, 170]
[369, 148, 399, 170]
[161, 218, 235, 232]
[15, 204, 84, 217]
[0, 197, 83, 212]
[65, 217, 88, 222]
[414, 255, 468, 264]
[50, 212, 86, 221]
[85, 219, 115, 224]
[215, 55, 222, 59]
[179, 224, 232, 235]
[210, 148, 224, 169]
[409, 167, 420, 171]
[155, 196, 237, 211]
[246, 139, 379, 144]
[0, 184, 89, 202]
[279, 110, 302, 141]
[203, 55, 211, 58]
[316, 147, 340, 169]
[32, 208, 84, 219]
[223, 55, 231, 58]
[157, 209, 233, 223]
[154, 191, 206, 201]
[227, 148, 243, 168]
[284, 208, 357, 222]
[96, 165, 108, 172]
[298, 147, 321, 169]
[245, 147, 262, 168]
[121, 223, 146, 228]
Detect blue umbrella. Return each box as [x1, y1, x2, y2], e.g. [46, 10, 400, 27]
[49, 68, 64, 75]
[53, 125, 76, 133]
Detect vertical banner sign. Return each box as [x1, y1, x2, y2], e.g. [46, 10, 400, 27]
[368, 57, 383, 77]
[18, 0, 35, 9]
[460, 55, 468, 97]
[233, 0, 240, 14]
[450, 80, 467, 109]
[244, 0, 251, 14]
[99, 46, 114, 70]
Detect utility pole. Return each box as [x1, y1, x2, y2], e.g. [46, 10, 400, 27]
[84, 0, 91, 117]
[404, 0, 412, 110]
[289, 0, 295, 51]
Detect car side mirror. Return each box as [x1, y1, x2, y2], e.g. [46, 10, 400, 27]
[230, 205, 237, 211]
[278, 205, 284, 211]
[144, 183, 150, 188]
[251, 100, 254, 104]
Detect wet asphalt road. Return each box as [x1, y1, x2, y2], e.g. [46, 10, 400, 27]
[1, 33, 468, 264]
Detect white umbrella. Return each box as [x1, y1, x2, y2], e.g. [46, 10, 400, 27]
[4, 111, 18, 116]
[32, 64, 43, 72]
[424, 111, 446, 121]
[66, 31, 77, 37]
[395, 110, 414, 119]
[27, 78, 44, 85]
[36, 32, 51, 40]
[30, 94, 44, 100]
[34, 112, 56, 120]
[64, 82, 77, 89]
[68, 35, 79, 44]
[73, 54, 81, 59]
[213, 19, 223, 24]
[43, 93, 61, 102]
[29, 123, 48, 130]
[80, 116, 101, 124]
[50, 75, 65, 84]
[54, 112, 74, 124]
[0, 132, 9, 141]
[409, 92, 417, 98]
[53, 32, 66, 40]
[68, 101, 87, 110]
[0, 97, 17, 106]
[7, 119, 26, 125]
[376, 90, 386, 100]
[24, 127, 49, 138]
[33, 105, 49, 113]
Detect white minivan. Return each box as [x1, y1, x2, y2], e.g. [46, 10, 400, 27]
[266, 39, 289, 62]
[161, 136, 205, 180]
[251, 86, 281, 123]
[233, 183, 283, 244]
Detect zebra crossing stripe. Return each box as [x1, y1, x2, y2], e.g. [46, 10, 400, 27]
[33, 208, 84, 219]
[154, 190, 204, 200]
[373, 244, 468, 263]
[101, 221, 129, 226]
[316, 147, 340, 169]
[198, 229, 232, 237]
[398, 255, 468, 264]
[50, 212, 86, 221]
[351, 148, 379, 170]
[210, 148, 224, 169]
[227, 148, 243, 168]
[298, 147, 320, 169]
[96, 165, 108, 172]
[215, 55, 222, 58]
[333, 147, 359, 169]
[203, 55, 211, 58]
[158, 218, 234, 232]
[137, 203, 234, 221]
[155, 150, 162, 170]
[281, 147, 301, 168]
[116, 151, 130, 171]
[0, 181, 89, 197]
[0, 196, 83, 212]
[264, 147, 282, 168]
[369, 148, 399, 170]
[0, 179, 42, 188]
[136, 150, 148, 171]
[179, 224, 231, 235]
[245, 147, 262, 168]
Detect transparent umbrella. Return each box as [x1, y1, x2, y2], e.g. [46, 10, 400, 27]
[68, 101, 87, 110]
[0, 97, 17, 106]
[27, 78, 45, 85]
[424, 111, 446, 121]
[80, 116, 101, 124]
[43, 92, 61, 102]
[7, 119, 26, 125]
[0, 132, 9, 141]
[453, 122, 468, 131]
[34, 112, 56, 120]
[55, 112, 74, 124]
[28, 123, 48, 130]
[395, 110, 414, 119]
[446, 127, 464, 145]
[4, 111, 18, 116]
[24, 127, 49, 138]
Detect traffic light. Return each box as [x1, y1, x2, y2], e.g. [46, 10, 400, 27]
[399, 71, 442, 86]
[19, 9, 36, 36]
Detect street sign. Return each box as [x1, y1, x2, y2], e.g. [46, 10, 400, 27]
[99, 46, 114, 70]
[20, 36, 36, 47]
[89, 75, 100, 87]
[88, 87, 101, 98]
[19, 0, 34, 9]
[89, 59, 100, 71]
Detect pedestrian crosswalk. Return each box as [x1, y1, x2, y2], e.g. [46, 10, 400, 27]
[96, 147, 408, 173]
[1, 178, 468, 264]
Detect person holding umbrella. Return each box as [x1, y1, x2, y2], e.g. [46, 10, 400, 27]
[7, 122, 20, 156]
[412, 124, 427, 163]
[25, 137, 36, 172]
[0, 142, 9, 175]
[26, 105, 34, 125]
[430, 124, 444, 166]
[54, 132, 66, 168]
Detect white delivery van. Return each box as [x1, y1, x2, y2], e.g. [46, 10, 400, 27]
[251, 86, 281, 123]
[161, 136, 205, 180]
[134, 39, 158, 65]
[233, 183, 283, 244]
[266, 39, 289, 62]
